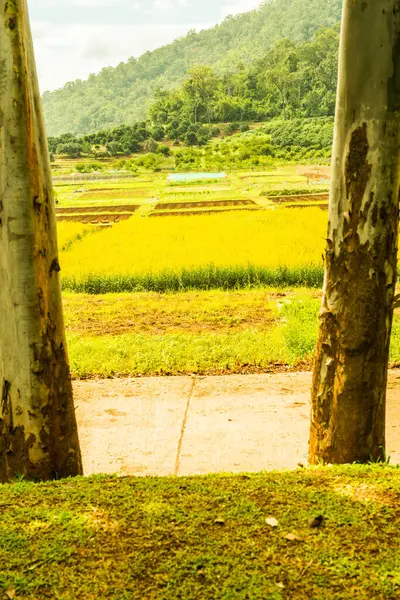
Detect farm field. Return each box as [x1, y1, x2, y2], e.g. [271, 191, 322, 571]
[54, 166, 329, 230]
[58, 210, 327, 293]
[62, 289, 400, 378]
[53, 166, 400, 379]
[55, 167, 331, 299]
[63, 289, 317, 378]
[54, 165, 329, 207]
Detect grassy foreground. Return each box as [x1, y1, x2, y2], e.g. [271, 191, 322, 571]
[63, 290, 400, 378]
[0, 466, 399, 599]
[63, 290, 319, 378]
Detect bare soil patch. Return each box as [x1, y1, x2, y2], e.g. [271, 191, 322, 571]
[63, 290, 280, 337]
[282, 203, 328, 210]
[56, 205, 139, 214]
[271, 193, 329, 203]
[150, 207, 259, 217]
[58, 213, 133, 224]
[154, 199, 257, 210]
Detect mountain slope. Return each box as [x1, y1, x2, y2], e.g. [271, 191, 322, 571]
[42, 0, 342, 136]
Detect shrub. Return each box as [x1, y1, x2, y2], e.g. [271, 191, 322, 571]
[135, 152, 164, 171]
[151, 126, 165, 141]
[167, 128, 179, 140]
[184, 132, 199, 146]
[56, 142, 84, 158]
[224, 123, 238, 135]
[145, 138, 158, 153]
[106, 141, 124, 156]
[75, 162, 104, 173]
[157, 145, 171, 156]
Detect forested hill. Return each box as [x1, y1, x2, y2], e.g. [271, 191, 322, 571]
[42, 0, 342, 136]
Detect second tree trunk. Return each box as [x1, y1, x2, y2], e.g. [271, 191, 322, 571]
[310, 0, 400, 464]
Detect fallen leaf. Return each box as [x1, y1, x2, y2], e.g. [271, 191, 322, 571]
[285, 533, 302, 541]
[276, 583, 285, 590]
[266, 517, 279, 528]
[5, 587, 16, 599]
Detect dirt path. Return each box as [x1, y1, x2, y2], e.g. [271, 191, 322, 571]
[74, 371, 400, 476]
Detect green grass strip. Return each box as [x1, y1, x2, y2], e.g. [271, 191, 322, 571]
[65, 295, 400, 378]
[61, 264, 325, 294]
[67, 329, 287, 378]
[65, 296, 319, 378]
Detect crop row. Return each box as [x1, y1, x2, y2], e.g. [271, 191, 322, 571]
[57, 209, 327, 292]
[62, 265, 325, 293]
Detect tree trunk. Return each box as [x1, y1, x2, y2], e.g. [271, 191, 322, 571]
[310, 0, 400, 465]
[272, 81, 287, 120]
[0, 0, 82, 481]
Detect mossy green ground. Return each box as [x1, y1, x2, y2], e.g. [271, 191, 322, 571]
[1, 466, 399, 599]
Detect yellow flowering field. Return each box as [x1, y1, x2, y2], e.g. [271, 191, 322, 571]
[59, 209, 327, 292]
[57, 222, 93, 252]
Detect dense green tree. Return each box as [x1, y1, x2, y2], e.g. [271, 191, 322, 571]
[260, 39, 302, 120]
[56, 142, 84, 157]
[106, 141, 123, 155]
[145, 138, 158, 153]
[183, 66, 218, 123]
[42, 0, 343, 136]
[148, 27, 339, 131]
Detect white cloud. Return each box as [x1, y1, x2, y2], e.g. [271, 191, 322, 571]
[28, 0, 262, 92]
[31, 21, 197, 92]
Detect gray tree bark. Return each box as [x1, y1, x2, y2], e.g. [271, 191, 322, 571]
[0, 0, 82, 481]
[310, 0, 400, 464]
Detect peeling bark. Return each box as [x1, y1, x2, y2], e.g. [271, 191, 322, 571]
[0, 0, 82, 481]
[309, 0, 400, 464]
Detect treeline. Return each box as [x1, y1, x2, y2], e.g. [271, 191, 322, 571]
[42, 0, 342, 136]
[48, 25, 338, 160]
[48, 122, 169, 158]
[150, 27, 338, 129]
[173, 118, 333, 172]
[48, 120, 247, 158]
[52, 118, 333, 174]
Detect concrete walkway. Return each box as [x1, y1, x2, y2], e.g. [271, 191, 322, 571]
[73, 372, 400, 477]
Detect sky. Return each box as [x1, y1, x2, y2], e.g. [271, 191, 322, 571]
[29, 0, 264, 93]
